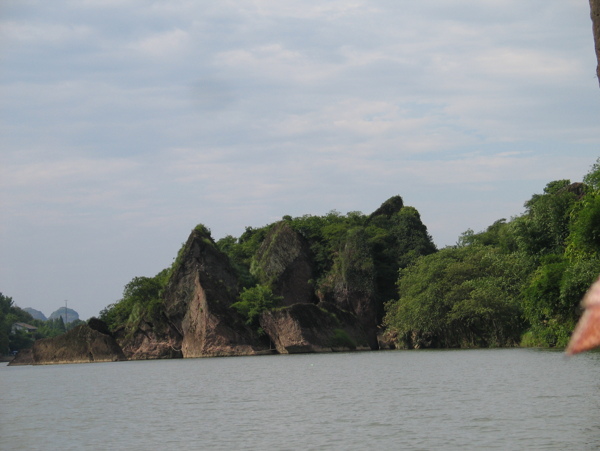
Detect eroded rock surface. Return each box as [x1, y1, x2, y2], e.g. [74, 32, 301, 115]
[160, 226, 269, 357]
[317, 227, 380, 349]
[115, 320, 182, 360]
[260, 302, 370, 354]
[9, 320, 126, 365]
[252, 222, 315, 306]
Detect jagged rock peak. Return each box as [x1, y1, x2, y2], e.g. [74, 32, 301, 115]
[167, 224, 239, 309]
[562, 182, 586, 200]
[161, 223, 269, 358]
[369, 195, 404, 219]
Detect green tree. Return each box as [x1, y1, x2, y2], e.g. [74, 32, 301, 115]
[35, 317, 67, 338]
[0, 293, 40, 354]
[9, 329, 34, 353]
[217, 227, 268, 288]
[100, 270, 168, 332]
[583, 157, 600, 190]
[567, 192, 600, 257]
[522, 254, 600, 347]
[0, 293, 14, 354]
[514, 180, 579, 256]
[457, 219, 518, 253]
[231, 284, 282, 333]
[367, 204, 437, 309]
[384, 246, 527, 348]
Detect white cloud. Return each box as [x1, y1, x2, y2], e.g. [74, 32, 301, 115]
[474, 48, 582, 82]
[128, 28, 190, 59]
[1, 0, 599, 319]
[214, 44, 342, 84]
[1, 153, 137, 188]
[220, 0, 372, 20]
[0, 21, 93, 43]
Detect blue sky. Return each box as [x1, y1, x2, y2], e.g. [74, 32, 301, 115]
[1, 0, 599, 320]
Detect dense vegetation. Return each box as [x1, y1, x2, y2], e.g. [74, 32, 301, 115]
[384, 159, 600, 349]
[220, 200, 434, 289]
[98, 196, 437, 336]
[5, 159, 600, 354]
[215, 197, 436, 328]
[99, 270, 170, 334]
[0, 293, 84, 354]
[231, 284, 283, 334]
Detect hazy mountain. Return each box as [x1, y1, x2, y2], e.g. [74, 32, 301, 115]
[49, 307, 80, 324]
[23, 308, 47, 321]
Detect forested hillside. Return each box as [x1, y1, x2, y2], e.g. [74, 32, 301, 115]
[384, 159, 600, 349]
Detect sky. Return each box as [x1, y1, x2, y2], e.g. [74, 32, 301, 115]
[1, 0, 599, 320]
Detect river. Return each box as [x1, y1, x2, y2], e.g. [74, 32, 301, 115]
[2, 348, 600, 450]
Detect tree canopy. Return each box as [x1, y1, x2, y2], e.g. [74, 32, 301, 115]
[384, 158, 600, 349]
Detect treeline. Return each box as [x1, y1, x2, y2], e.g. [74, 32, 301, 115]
[0, 293, 84, 354]
[384, 159, 600, 348]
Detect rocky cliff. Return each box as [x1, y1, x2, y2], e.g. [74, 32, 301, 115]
[148, 198, 432, 357]
[18, 196, 437, 364]
[148, 225, 269, 358]
[9, 319, 126, 365]
[317, 227, 379, 349]
[260, 302, 370, 353]
[114, 320, 182, 360]
[118, 223, 377, 358]
[251, 222, 316, 306]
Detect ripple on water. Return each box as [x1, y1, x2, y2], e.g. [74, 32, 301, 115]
[2, 349, 600, 450]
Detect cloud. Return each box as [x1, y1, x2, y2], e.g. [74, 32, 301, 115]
[0, 21, 93, 44]
[1, 0, 599, 319]
[128, 28, 190, 59]
[2, 154, 137, 188]
[214, 44, 342, 85]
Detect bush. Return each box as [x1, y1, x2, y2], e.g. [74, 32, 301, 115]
[231, 284, 282, 331]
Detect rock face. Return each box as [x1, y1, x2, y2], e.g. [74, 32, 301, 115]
[318, 228, 380, 349]
[252, 222, 315, 306]
[9, 320, 126, 365]
[115, 320, 182, 360]
[592, 0, 600, 84]
[160, 226, 269, 358]
[368, 195, 404, 219]
[562, 182, 586, 200]
[250, 222, 380, 351]
[7, 196, 440, 365]
[260, 302, 370, 354]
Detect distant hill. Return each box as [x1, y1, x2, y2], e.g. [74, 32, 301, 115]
[49, 307, 80, 324]
[23, 308, 47, 321]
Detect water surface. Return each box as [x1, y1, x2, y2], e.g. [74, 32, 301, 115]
[2, 348, 600, 450]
